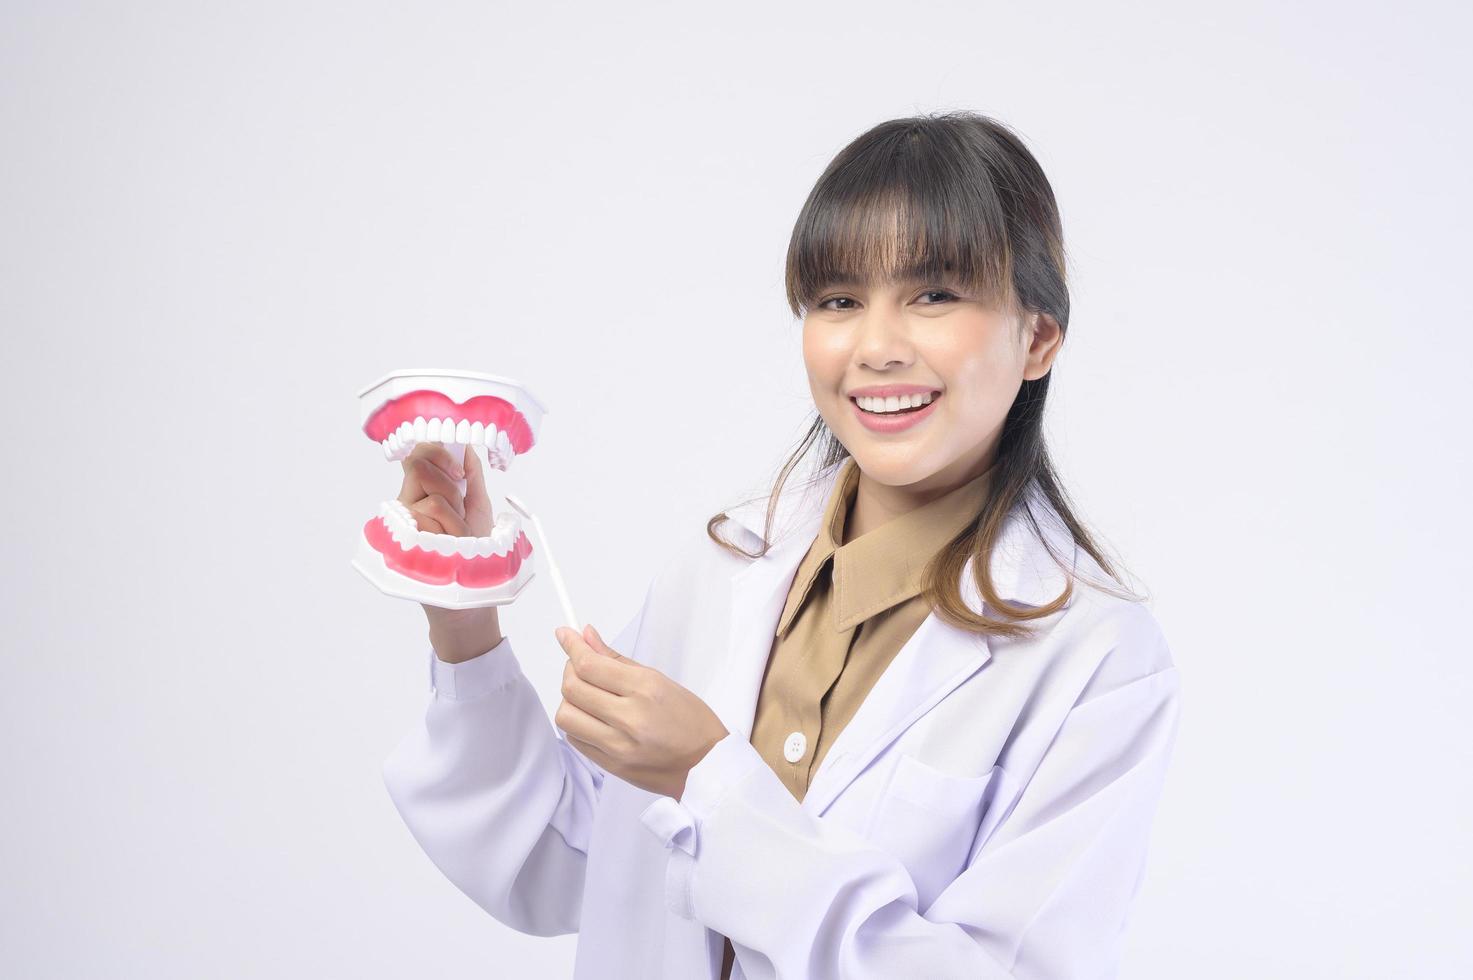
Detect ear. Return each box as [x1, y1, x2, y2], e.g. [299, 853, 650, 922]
[1023, 311, 1064, 381]
[583, 624, 629, 662]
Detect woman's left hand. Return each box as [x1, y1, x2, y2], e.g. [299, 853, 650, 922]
[553, 624, 729, 801]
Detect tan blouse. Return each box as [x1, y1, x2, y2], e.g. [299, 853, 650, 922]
[718, 454, 996, 980]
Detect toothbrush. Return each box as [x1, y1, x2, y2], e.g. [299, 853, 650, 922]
[502, 493, 580, 631]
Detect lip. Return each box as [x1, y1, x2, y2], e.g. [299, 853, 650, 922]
[850, 391, 941, 433]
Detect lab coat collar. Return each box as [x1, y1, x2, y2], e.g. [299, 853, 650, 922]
[722, 457, 1079, 610]
[711, 457, 1081, 819]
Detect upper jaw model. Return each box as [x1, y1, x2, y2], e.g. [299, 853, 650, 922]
[351, 368, 548, 609]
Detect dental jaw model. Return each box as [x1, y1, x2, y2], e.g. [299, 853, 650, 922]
[352, 368, 547, 609]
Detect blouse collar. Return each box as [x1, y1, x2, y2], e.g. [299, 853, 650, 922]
[775, 455, 998, 636]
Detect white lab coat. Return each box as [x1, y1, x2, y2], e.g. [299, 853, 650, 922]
[382, 460, 1182, 979]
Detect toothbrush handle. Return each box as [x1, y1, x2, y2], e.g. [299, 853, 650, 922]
[512, 507, 578, 629]
[534, 514, 579, 629]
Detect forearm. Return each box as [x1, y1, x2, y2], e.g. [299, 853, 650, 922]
[383, 635, 599, 936]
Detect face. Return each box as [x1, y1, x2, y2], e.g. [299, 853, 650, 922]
[802, 276, 1063, 499]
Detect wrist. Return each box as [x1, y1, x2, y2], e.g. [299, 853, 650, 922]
[427, 608, 503, 664]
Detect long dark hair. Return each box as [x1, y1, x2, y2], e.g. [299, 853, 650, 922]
[707, 110, 1140, 640]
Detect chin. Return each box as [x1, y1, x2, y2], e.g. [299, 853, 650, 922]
[845, 448, 940, 487]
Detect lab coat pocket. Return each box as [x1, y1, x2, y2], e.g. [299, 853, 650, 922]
[865, 753, 1005, 914]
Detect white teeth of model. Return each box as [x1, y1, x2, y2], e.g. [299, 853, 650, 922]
[496, 429, 511, 458]
[470, 420, 485, 445]
[455, 419, 471, 443]
[441, 418, 458, 444]
[413, 416, 428, 441]
[381, 438, 392, 459]
[455, 537, 477, 558]
[475, 535, 493, 556]
[426, 418, 442, 442]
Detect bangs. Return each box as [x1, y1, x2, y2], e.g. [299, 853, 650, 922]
[784, 144, 1018, 317]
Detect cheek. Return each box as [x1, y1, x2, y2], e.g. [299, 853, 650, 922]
[801, 327, 843, 386]
[937, 344, 1021, 419]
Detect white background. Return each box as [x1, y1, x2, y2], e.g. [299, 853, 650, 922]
[2, 1, 1469, 976]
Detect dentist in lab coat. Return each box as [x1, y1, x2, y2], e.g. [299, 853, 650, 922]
[381, 460, 1181, 979]
[381, 113, 1183, 979]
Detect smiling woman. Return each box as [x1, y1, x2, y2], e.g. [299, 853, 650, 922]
[709, 111, 1133, 638]
[382, 110, 1181, 980]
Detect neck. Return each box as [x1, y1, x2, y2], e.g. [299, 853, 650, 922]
[846, 450, 997, 542]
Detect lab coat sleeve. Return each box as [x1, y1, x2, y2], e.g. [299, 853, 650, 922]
[381, 592, 651, 937]
[637, 657, 1182, 979]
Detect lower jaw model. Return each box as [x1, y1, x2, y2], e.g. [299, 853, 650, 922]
[351, 368, 548, 609]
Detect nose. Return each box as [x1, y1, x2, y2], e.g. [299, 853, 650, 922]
[853, 306, 915, 371]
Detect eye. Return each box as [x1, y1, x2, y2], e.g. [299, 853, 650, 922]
[816, 296, 858, 311]
[917, 289, 956, 304]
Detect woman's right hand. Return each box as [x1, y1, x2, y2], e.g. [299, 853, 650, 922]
[397, 441, 503, 664]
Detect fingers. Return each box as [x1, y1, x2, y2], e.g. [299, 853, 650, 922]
[462, 443, 494, 537]
[463, 440, 487, 499]
[403, 456, 466, 521]
[400, 441, 465, 483]
[555, 627, 641, 696]
[409, 493, 471, 536]
[554, 692, 620, 748]
[560, 727, 615, 772]
[397, 443, 465, 509]
[560, 659, 625, 726]
[582, 624, 626, 662]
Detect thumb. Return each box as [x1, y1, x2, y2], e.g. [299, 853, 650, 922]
[583, 624, 626, 661]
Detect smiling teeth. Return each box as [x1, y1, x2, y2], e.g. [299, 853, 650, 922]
[856, 392, 935, 414]
[376, 499, 523, 556]
[380, 416, 519, 467]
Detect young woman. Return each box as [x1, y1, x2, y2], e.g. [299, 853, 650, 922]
[382, 111, 1182, 979]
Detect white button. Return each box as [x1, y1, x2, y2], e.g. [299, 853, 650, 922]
[783, 731, 807, 763]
